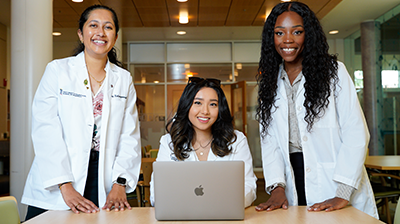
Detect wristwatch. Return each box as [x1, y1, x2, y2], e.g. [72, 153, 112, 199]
[114, 177, 127, 187]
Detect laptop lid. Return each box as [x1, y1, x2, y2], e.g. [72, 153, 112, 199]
[153, 161, 245, 221]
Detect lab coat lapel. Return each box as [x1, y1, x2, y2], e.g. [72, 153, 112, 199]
[276, 66, 287, 101]
[71, 52, 93, 121]
[275, 66, 290, 159]
[296, 73, 306, 100]
[100, 61, 119, 152]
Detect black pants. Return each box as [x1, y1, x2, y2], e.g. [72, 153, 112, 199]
[84, 150, 99, 206]
[25, 150, 99, 221]
[290, 152, 307, 205]
[25, 206, 47, 221]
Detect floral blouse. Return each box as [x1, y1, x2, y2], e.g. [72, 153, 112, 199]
[91, 88, 104, 151]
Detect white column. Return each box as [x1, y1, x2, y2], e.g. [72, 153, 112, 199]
[10, 0, 52, 219]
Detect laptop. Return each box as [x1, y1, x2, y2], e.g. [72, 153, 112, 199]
[153, 161, 245, 221]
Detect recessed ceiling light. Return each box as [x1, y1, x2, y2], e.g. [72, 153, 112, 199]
[72, 0, 83, 2]
[179, 11, 189, 24]
[177, 0, 188, 2]
[281, 0, 291, 2]
[329, 30, 339, 35]
[177, 31, 186, 35]
[52, 32, 62, 36]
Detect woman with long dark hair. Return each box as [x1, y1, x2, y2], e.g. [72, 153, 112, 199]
[22, 4, 141, 220]
[149, 77, 257, 207]
[255, 2, 377, 218]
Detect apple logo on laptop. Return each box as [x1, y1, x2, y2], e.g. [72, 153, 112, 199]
[194, 185, 204, 196]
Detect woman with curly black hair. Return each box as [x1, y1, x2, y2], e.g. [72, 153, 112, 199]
[255, 2, 377, 218]
[149, 77, 257, 207]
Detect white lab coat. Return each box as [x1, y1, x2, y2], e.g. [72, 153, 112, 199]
[22, 52, 141, 210]
[261, 62, 378, 218]
[150, 130, 257, 207]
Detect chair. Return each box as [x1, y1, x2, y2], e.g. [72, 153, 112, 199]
[395, 196, 400, 224]
[149, 149, 158, 158]
[126, 190, 139, 207]
[136, 159, 154, 207]
[0, 196, 20, 224]
[142, 145, 153, 158]
[368, 170, 400, 224]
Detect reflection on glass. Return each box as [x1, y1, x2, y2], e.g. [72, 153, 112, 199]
[131, 64, 165, 83]
[235, 63, 258, 82]
[382, 70, 400, 88]
[167, 63, 233, 82]
[246, 84, 261, 167]
[135, 85, 166, 150]
[378, 10, 400, 155]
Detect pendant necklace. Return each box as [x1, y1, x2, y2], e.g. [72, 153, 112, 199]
[194, 138, 213, 156]
[88, 70, 106, 86]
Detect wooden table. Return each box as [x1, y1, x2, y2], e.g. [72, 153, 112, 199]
[24, 206, 383, 224]
[365, 155, 400, 170]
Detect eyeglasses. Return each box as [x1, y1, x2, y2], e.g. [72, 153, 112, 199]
[188, 77, 221, 86]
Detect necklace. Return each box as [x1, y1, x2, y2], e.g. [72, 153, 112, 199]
[88, 70, 106, 86]
[194, 138, 213, 156]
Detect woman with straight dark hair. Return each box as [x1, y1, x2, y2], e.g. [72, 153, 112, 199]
[255, 2, 378, 218]
[21, 4, 141, 220]
[149, 77, 257, 207]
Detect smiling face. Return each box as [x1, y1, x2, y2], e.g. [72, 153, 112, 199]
[78, 9, 118, 60]
[274, 11, 305, 66]
[188, 87, 219, 134]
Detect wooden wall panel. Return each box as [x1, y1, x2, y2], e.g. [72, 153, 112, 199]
[225, 0, 264, 26]
[198, 0, 231, 26]
[52, 0, 340, 28]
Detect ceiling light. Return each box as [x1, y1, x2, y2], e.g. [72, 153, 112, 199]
[179, 11, 189, 24]
[52, 32, 62, 36]
[72, 0, 83, 2]
[281, 0, 291, 2]
[329, 30, 339, 35]
[177, 31, 186, 35]
[177, 0, 188, 2]
[154, 81, 159, 83]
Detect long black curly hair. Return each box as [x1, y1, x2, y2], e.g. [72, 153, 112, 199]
[166, 78, 237, 160]
[72, 4, 122, 67]
[256, 2, 338, 137]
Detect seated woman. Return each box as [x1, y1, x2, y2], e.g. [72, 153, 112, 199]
[150, 77, 257, 207]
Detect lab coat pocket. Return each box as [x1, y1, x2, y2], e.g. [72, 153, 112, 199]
[109, 97, 126, 130]
[317, 162, 336, 202]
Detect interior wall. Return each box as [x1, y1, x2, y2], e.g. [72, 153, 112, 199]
[327, 38, 345, 62]
[0, 23, 7, 138]
[53, 41, 78, 59]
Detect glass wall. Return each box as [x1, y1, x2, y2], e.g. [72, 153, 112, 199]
[126, 41, 262, 167]
[380, 7, 400, 155]
[345, 4, 400, 155]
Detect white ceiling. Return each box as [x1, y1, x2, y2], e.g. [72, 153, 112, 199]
[0, 0, 399, 42]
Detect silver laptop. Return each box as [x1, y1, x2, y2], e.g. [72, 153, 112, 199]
[153, 161, 245, 221]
